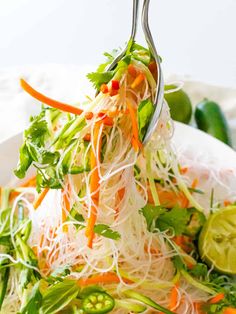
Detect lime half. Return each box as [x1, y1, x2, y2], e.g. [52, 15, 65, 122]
[199, 206, 236, 274]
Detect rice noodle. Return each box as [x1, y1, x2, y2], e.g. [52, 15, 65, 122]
[2, 62, 236, 314]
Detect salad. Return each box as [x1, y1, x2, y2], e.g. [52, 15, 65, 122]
[0, 42, 236, 314]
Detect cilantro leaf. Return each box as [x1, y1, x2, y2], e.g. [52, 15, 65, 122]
[140, 204, 166, 232]
[14, 143, 33, 179]
[87, 71, 114, 90]
[14, 109, 56, 179]
[94, 224, 121, 240]
[156, 207, 191, 235]
[25, 116, 48, 147]
[141, 204, 192, 235]
[189, 263, 208, 279]
[66, 208, 120, 241]
[138, 99, 154, 141]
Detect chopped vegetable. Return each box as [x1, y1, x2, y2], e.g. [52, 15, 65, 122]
[20, 79, 83, 116]
[169, 283, 179, 311]
[33, 188, 49, 209]
[195, 99, 232, 146]
[85, 122, 103, 248]
[87, 72, 114, 91]
[82, 292, 115, 314]
[137, 99, 154, 141]
[78, 273, 132, 286]
[100, 84, 109, 94]
[210, 292, 225, 304]
[131, 73, 145, 89]
[127, 64, 137, 77]
[111, 80, 120, 90]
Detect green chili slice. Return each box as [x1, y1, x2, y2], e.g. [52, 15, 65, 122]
[82, 292, 115, 314]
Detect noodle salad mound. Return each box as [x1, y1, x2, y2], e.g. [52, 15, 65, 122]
[1, 43, 236, 314]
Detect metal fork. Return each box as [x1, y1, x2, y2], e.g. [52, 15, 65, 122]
[106, 0, 164, 145]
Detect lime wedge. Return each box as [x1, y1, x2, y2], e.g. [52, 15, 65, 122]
[198, 206, 236, 274]
[164, 85, 192, 124]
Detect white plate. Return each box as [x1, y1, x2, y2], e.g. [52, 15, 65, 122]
[1, 122, 236, 186]
[173, 122, 236, 169]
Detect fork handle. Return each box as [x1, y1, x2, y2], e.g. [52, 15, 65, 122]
[130, 0, 140, 41]
[106, 0, 140, 72]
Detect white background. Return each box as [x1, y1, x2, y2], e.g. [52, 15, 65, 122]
[0, 0, 236, 86]
[0, 0, 236, 142]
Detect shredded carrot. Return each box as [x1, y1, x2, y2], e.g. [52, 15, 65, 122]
[173, 236, 184, 246]
[169, 283, 179, 311]
[85, 122, 103, 248]
[83, 134, 91, 141]
[131, 137, 139, 152]
[99, 109, 129, 118]
[33, 187, 49, 210]
[100, 83, 109, 94]
[224, 200, 232, 207]
[128, 64, 137, 77]
[9, 191, 19, 202]
[20, 78, 83, 115]
[126, 101, 142, 151]
[144, 244, 159, 255]
[78, 273, 132, 286]
[31, 245, 38, 256]
[223, 308, 236, 314]
[39, 233, 45, 248]
[109, 89, 118, 97]
[180, 167, 188, 175]
[85, 111, 94, 120]
[21, 175, 37, 187]
[101, 116, 113, 126]
[210, 293, 225, 304]
[118, 187, 125, 201]
[131, 73, 145, 89]
[114, 187, 126, 218]
[173, 235, 193, 253]
[148, 184, 189, 209]
[10, 175, 38, 202]
[62, 188, 71, 233]
[105, 110, 123, 118]
[191, 178, 199, 189]
[194, 302, 205, 314]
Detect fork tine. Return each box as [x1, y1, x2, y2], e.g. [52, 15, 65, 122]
[142, 0, 164, 144]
